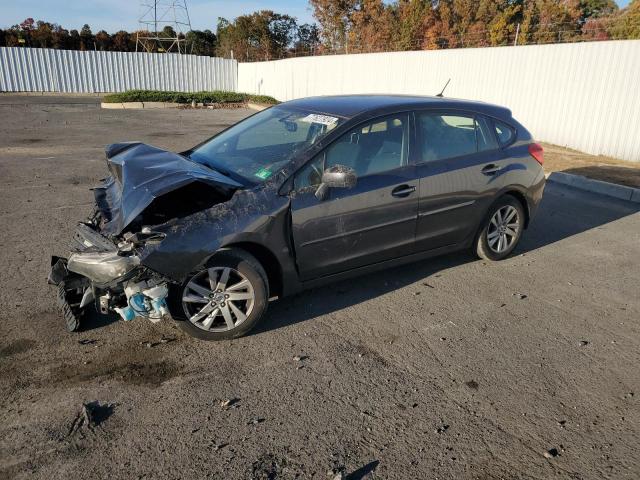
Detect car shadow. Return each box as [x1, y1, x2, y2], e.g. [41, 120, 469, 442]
[252, 181, 640, 336]
[81, 309, 120, 332]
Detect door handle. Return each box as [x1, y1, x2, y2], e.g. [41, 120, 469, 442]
[391, 185, 416, 198]
[481, 164, 502, 175]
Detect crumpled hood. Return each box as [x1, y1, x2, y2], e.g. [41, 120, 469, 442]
[94, 142, 242, 235]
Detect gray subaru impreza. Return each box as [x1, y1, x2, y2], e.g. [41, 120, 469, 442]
[50, 95, 545, 340]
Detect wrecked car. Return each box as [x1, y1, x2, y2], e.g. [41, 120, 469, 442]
[49, 95, 545, 340]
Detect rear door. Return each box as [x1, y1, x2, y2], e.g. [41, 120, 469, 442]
[290, 113, 420, 280]
[413, 110, 507, 251]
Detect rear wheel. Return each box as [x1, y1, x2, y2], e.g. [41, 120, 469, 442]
[168, 248, 269, 340]
[474, 195, 525, 261]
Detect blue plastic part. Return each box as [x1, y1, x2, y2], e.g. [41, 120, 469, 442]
[151, 297, 167, 311]
[119, 306, 136, 321]
[130, 293, 148, 314]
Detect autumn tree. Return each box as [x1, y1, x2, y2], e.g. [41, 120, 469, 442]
[348, 0, 396, 52]
[31, 21, 54, 48]
[216, 11, 298, 61]
[394, 0, 430, 51]
[531, 0, 582, 43]
[95, 30, 112, 50]
[186, 30, 217, 56]
[309, 0, 358, 52]
[487, 1, 522, 46]
[295, 23, 321, 53]
[112, 31, 133, 52]
[79, 24, 93, 50]
[609, 0, 640, 39]
[20, 18, 35, 32]
[579, 0, 618, 20]
[423, 0, 456, 49]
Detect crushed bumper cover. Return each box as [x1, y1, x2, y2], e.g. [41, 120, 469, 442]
[49, 224, 172, 332]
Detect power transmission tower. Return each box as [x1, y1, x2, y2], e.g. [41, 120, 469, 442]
[136, 0, 193, 54]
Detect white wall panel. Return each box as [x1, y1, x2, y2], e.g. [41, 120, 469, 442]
[0, 47, 237, 94]
[238, 41, 640, 162]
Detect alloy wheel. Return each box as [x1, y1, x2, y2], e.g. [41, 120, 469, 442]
[487, 205, 520, 254]
[182, 267, 255, 332]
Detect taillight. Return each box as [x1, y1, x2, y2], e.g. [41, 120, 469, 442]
[528, 143, 544, 165]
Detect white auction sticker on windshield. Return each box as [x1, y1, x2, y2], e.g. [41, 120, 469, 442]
[300, 114, 338, 126]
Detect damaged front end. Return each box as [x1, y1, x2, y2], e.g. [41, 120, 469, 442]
[49, 142, 242, 332]
[49, 223, 171, 331]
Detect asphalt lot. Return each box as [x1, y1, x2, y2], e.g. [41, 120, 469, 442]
[1, 95, 639, 480]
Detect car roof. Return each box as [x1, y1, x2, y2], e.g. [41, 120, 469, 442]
[281, 94, 512, 120]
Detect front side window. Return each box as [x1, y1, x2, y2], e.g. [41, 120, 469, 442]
[189, 106, 343, 184]
[294, 113, 409, 190]
[417, 112, 497, 163]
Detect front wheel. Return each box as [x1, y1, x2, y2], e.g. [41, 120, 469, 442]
[168, 248, 269, 340]
[474, 195, 525, 261]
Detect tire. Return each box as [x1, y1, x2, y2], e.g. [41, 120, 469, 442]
[57, 283, 84, 332]
[474, 195, 525, 261]
[168, 248, 269, 341]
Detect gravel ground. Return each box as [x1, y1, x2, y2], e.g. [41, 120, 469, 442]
[1, 96, 639, 480]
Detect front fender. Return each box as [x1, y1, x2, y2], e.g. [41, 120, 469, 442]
[140, 187, 290, 282]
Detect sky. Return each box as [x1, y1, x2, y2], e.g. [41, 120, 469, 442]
[0, 0, 631, 33]
[0, 0, 316, 32]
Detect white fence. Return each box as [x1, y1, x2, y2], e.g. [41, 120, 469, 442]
[239, 40, 640, 162]
[2, 42, 639, 161]
[0, 47, 237, 93]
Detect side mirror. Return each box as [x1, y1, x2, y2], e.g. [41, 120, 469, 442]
[315, 165, 357, 200]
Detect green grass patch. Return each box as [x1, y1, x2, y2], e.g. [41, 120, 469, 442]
[103, 90, 278, 105]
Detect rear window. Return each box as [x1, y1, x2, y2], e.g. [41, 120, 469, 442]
[494, 120, 516, 146]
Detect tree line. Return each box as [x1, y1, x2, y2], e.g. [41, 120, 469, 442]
[0, 0, 638, 61]
[0, 18, 218, 56]
[310, 0, 640, 53]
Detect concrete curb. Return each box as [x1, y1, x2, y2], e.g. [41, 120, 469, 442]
[247, 103, 272, 111]
[547, 171, 640, 203]
[101, 102, 180, 109]
[101, 101, 275, 110]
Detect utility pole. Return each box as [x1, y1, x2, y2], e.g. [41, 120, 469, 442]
[136, 0, 193, 54]
[514, 23, 520, 46]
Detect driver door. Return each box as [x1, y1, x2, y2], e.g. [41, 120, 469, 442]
[290, 113, 420, 281]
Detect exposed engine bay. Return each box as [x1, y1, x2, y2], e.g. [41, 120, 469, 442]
[48, 142, 242, 331]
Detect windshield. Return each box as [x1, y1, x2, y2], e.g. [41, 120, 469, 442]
[189, 106, 344, 184]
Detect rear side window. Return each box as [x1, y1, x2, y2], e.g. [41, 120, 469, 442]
[476, 116, 499, 152]
[494, 120, 516, 146]
[417, 112, 497, 163]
